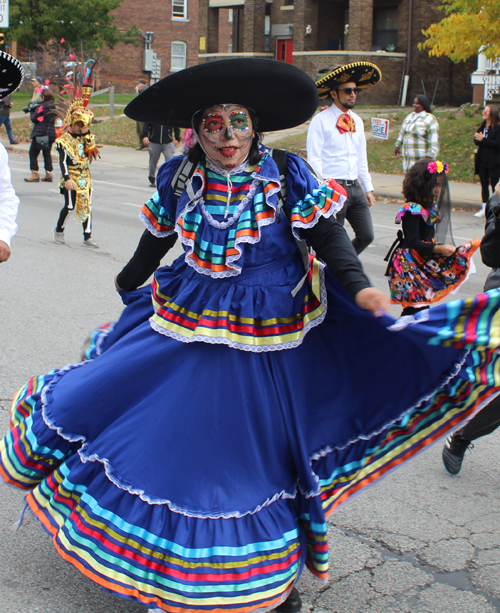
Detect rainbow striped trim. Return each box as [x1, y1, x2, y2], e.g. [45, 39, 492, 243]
[141, 153, 346, 280]
[150, 258, 326, 351]
[81, 322, 115, 362]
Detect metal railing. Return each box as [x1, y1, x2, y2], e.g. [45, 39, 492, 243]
[483, 60, 500, 105]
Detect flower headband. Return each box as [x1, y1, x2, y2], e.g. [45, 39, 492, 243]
[427, 160, 449, 174]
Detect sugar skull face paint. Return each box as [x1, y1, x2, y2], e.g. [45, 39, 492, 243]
[197, 104, 254, 170]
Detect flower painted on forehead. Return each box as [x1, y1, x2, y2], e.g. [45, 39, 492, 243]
[427, 160, 449, 174]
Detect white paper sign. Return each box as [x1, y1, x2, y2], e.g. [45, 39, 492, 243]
[371, 117, 389, 140]
[0, 0, 9, 28]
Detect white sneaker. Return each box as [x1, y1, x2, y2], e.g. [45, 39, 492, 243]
[83, 237, 99, 248]
[474, 203, 486, 217]
[53, 228, 65, 244]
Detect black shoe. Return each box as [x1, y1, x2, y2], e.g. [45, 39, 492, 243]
[149, 181, 156, 188]
[442, 432, 473, 475]
[273, 587, 302, 613]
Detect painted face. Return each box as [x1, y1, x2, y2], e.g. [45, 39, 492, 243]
[483, 106, 491, 120]
[197, 104, 254, 170]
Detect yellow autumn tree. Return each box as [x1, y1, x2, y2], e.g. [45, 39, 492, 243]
[420, 0, 500, 62]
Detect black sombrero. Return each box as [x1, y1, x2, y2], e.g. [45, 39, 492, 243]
[316, 62, 382, 99]
[0, 51, 24, 100]
[124, 58, 319, 132]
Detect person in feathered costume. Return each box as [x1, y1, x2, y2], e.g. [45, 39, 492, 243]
[53, 59, 101, 248]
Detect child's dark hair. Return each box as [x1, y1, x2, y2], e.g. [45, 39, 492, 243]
[187, 107, 263, 166]
[402, 158, 439, 207]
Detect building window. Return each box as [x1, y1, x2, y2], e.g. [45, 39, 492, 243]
[171, 41, 187, 72]
[373, 6, 398, 51]
[284, 0, 294, 6]
[228, 9, 233, 22]
[172, 0, 187, 20]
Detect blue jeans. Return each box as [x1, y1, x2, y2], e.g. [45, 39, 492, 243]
[0, 115, 15, 143]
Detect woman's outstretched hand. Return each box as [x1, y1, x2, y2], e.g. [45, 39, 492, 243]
[355, 287, 390, 317]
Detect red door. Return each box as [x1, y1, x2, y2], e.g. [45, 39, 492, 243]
[277, 38, 293, 64]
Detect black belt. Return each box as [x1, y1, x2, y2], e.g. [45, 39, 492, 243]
[336, 179, 358, 187]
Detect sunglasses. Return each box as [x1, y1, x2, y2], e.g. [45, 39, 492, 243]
[338, 87, 361, 95]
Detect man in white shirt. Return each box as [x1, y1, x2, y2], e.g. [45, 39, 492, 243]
[0, 143, 20, 262]
[0, 51, 24, 262]
[307, 62, 381, 254]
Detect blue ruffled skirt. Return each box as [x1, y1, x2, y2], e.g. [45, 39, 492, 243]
[2, 269, 500, 612]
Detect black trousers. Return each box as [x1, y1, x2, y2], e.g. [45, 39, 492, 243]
[29, 138, 54, 172]
[335, 181, 374, 255]
[460, 393, 500, 441]
[56, 188, 92, 238]
[478, 165, 500, 203]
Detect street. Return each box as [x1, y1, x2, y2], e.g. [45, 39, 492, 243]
[0, 146, 499, 613]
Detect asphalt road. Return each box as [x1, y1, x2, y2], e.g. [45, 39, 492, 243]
[0, 149, 499, 613]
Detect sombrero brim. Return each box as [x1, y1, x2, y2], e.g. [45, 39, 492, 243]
[316, 62, 382, 99]
[124, 58, 319, 132]
[0, 51, 24, 100]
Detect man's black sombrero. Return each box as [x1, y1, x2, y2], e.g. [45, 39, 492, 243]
[0, 51, 24, 100]
[124, 58, 319, 132]
[316, 62, 382, 99]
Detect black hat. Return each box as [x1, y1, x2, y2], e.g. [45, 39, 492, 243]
[0, 51, 24, 100]
[316, 62, 382, 99]
[124, 58, 319, 132]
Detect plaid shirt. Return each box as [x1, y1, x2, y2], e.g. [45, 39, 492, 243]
[395, 111, 440, 173]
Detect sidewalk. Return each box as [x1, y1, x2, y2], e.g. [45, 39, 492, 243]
[2, 130, 481, 211]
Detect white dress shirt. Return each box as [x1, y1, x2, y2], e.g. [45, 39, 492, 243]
[0, 143, 20, 246]
[306, 104, 374, 193]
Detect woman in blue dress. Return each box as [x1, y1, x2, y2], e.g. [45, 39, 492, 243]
[2, 59, 500, 613]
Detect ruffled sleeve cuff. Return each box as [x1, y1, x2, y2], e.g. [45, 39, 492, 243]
[395, 202, 430, 224]
[140, 191, 176, 238]
[289, 178, 347, 241]
[140, 156, 185, 238]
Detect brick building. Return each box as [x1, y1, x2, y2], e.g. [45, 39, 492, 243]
[99, 0, 232, 92]
[197, 0, 475, 106]
[102, 0, 475, 106]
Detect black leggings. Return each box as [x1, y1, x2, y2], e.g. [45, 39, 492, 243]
[29, 138, 54, 172]
[461, 393, 500, 441]
[478, 166, 499, 203]
[56, 188, 92, 239]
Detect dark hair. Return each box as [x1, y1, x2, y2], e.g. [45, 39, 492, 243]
[478, 104, 500, 132]
[415, 95, 431, 113]
[42, 89, 54, 102]
[402, 158, 439, 207]
[188, 107, 263, 166]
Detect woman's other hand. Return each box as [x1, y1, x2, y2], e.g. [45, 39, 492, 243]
[474, 132, 484, 142]
[65, 179, 76, 191]
[433, 244, 456, 257]
[355, 287, 390, 317]
[394, 146, 400, 156]
[114, 274, 123, 292]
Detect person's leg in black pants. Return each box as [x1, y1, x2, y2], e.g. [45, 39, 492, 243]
[55, 188, 75, 236]
[41, 142, 54, 172]
[335, 183, 375, 254]
[25, 139, 41, 181]
[489, 172, 500, 197]
[478, 166, 491, 203]
[442, 394, 500, 474]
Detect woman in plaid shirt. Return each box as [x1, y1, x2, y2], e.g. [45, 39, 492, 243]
[395, 95, 439, 173]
